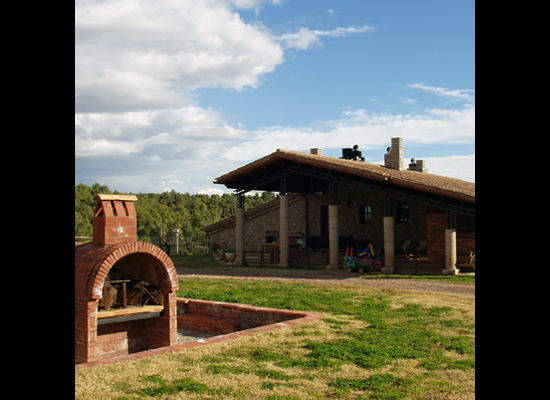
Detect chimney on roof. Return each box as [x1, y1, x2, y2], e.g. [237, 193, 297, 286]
[384, 137, 405, 171]
[310, 148, 323, 155]
[341, 144, 365, 161]
[408, 158, 429, 173]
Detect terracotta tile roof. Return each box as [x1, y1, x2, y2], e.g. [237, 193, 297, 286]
[215, 149, 475, 204]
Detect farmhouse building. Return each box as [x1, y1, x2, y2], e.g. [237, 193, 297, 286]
[205, 138, 475, 274]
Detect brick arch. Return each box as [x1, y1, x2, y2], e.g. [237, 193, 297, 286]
[75, 242, 178, 301]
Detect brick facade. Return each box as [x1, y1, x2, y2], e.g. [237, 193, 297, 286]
[207, 186, 428, 255]
[427, 209, 447, 269]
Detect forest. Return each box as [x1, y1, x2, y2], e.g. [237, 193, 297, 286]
[75, 183, 276, 253]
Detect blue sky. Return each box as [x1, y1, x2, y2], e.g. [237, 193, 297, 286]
[75, 0, 475, 194]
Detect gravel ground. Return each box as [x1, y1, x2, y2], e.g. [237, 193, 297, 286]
[177, 328, 218, 344]
[176, 266, 475, 298]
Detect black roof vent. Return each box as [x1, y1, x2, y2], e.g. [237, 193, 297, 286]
[341, 144, 365, 161]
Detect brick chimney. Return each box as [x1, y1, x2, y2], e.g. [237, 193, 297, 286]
[384, 137, 405, 171]
[92, 194, 138, 246]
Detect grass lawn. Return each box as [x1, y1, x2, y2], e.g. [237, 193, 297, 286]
[75, 276, 475, 399]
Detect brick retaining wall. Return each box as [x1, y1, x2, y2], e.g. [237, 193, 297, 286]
[76, 299, 325, 370]
[177, 298, 306, 334]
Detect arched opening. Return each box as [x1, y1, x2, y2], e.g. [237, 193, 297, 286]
[75, 242, 179, 364]
[100, 253, 168, 311]
[359, 205, 372, 223]
[396, 204, 410, 223]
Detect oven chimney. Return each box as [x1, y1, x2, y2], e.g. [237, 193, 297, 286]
[384, 137, 405, 171]
[92, 194, 138, 246]
[310, 148, 323, 155]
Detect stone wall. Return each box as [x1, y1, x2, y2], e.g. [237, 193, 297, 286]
[206, 186, 429, 256]
[207, 195, 306, 252]
[208, 224, 237, 253]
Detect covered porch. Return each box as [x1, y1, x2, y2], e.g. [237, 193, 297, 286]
[212, 147, 475, 275]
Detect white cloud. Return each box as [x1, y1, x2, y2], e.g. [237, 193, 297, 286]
[74, 0, 289, 194]
[75, 106, 250, 158]
[155, 180, 187, 193]
[277, 25, 375, 50]
[75, 0, 285, 113]
[222, 105, 475, 161]
[277, 28, 322, 50]
[194, 185, 227, 196]
[314, 25, 376, 37]
[74, 1, 377, 163]
[408, 83, 475, 104]
[423, 154, 475, 182]
[228, 0, 285, 10]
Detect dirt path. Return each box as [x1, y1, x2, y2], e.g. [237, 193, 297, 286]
[176, 266, 475, 298]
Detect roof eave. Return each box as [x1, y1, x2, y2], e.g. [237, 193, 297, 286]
[213, 149, 475, 204]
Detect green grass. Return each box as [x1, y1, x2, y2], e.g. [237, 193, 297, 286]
[361, 272, 476, 282]
[169, 254, 220, 269]
[137, 375, 208, 397]
[178, 277, 368, 312]
[329, 373, 432, 400]
[363, 273, 475, 282]
[177, 278, 474, 398]
[76, 277, 475, 400]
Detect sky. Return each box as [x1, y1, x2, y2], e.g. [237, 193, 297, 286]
[75, 0, 475, 195]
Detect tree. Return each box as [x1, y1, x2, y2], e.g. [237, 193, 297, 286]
[74, 184, 275, 245]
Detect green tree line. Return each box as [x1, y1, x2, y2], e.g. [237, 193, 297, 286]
[75, 183, 276, 245]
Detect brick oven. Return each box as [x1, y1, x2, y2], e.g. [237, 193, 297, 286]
[75, 194, 179, 364]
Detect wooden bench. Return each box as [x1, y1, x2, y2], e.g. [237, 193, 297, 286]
[97, 305, 164, 325]
[457, 251, 475, 272]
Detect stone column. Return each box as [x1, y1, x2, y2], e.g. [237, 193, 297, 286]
[328, 205, 339, 269]
[279, 195, 289, 268]
[443, 229, 459, 275]
[235, 207, 245, 265]
[383, 217, 395, 273]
